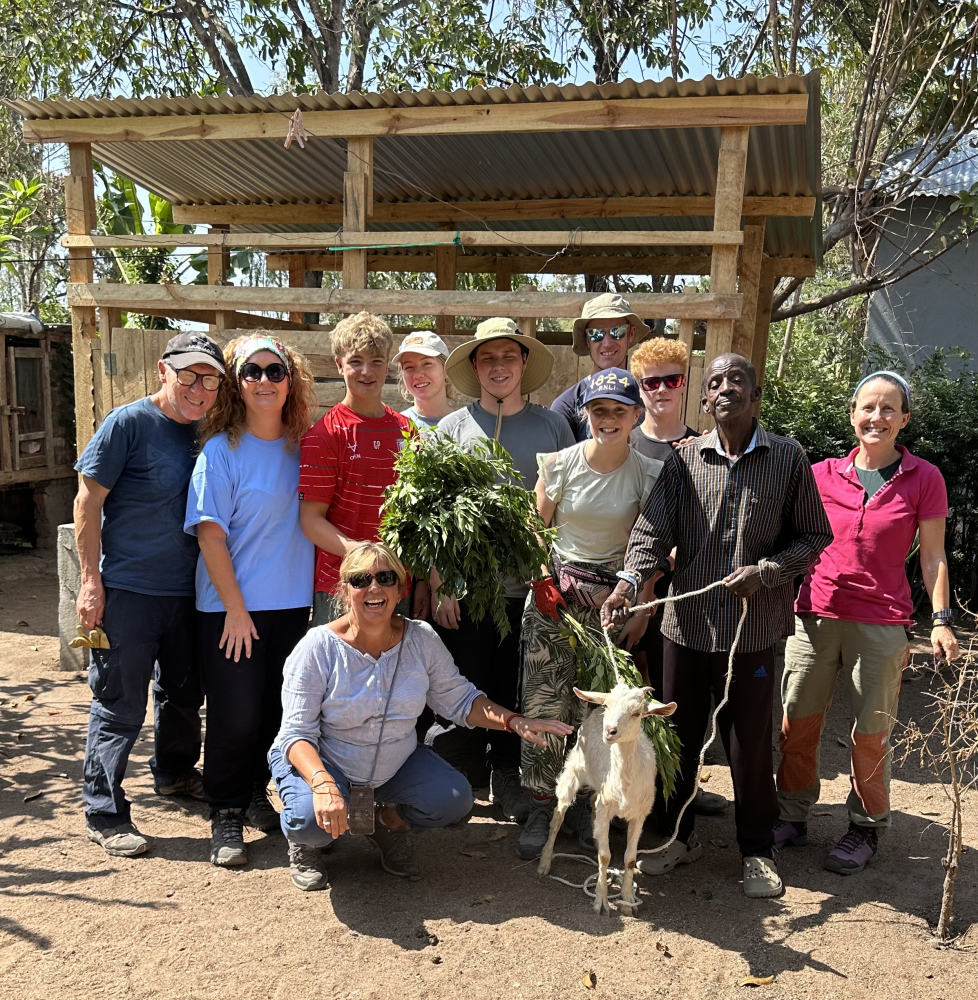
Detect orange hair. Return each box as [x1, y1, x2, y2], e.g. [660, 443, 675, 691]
[630, 337, 690, 376]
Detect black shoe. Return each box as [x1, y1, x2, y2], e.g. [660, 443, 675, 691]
[517, 799, 555, 860]
[288, 842, 329, 891]
[490, 768, 530, 823]
[561, 792, 596, 852]
[244, 781, 280, 832]
[694, 788, 729, 815]
[210, 808, 247, 867]
[368, 823, 420, 880]
[154, 768, 205, 800]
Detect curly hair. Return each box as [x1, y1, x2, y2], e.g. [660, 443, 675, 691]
[629, 337, 690, 376]
[331, 311, 394, 361]
[198, 334, 318, 452]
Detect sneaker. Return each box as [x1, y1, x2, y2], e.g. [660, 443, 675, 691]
[694, 788, 729, 815]
[743, 855, 784, 897]
[489, 768, 530, 823]
[288, 841, 329, 891]
[210, 808, 247, 867]
[773, 818, 809, 847]
[244, 781, 280, 833]
[637, 832, 703, 875]
[86, 821, 149, 857]
[824, 824, 878, 875]
[154, 768, 205, 800]
[368, 822, 420, 880]
[517, 799, 555, 860]
[561, 793, 596, 852]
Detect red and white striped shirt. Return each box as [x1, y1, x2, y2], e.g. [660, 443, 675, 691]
[299, 403, 411, 594]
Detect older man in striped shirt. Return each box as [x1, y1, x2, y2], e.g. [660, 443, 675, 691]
[601, 352, 831, 899]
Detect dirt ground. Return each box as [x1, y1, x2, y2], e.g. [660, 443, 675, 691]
[0, 551, 975, 1000]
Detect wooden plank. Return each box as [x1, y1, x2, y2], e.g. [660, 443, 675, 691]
[531, 344, 578, 409]
[172, 195, 817, 227]
[63, 230, 746, 251]
[72, 284, 744, 320]
[41, 334, 55, 469]
[705, 126, 750, 365]
[23, 94, 810, 145]
[111, 327, 147, 406]
[347, 137, 374, 211]
[7, 347, 20, 471]
[97, 307, 122, 416]
[71, 310, 99, 452]
[0, 331, 10, 472]
[732, 221, 766, 358]
[288, 256, 306, 325]
[685, 353, 705, 431]
[495, 258, 513, 291]
[752, 258, 777, 392]
[434, 238, 456, 338]
[0, 464, 77, 487]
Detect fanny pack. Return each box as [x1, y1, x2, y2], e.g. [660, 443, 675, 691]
[552, 553, 618, 610]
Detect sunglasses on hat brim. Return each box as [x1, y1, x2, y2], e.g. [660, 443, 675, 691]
[586, 324, 630, 343]
[639, 373, 686, 391]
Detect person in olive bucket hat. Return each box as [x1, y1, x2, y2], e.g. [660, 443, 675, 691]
[551, 293, 651, 442]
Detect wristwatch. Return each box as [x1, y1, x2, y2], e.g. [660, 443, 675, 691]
[615, 570, 640, 597]
[932, 608, 954, 628]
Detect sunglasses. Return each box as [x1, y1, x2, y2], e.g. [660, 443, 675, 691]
[640, 373, 686, 391]
[239, 361, 289, 383]
[344, 570, 400, 589]
[586, 325, 630, 343]
[167, 364, 224, 391]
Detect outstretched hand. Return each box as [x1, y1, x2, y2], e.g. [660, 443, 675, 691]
[510, 716, 574, 747]
[600, 581, 635, 629]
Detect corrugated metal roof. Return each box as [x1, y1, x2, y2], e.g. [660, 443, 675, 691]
[881, 131, 978, 197]
[7, 74, 822, 260]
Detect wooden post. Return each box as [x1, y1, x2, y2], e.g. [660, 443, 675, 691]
[731, 219, 766, 359]
[288, 256, 305, 325]
[752, 257, 777, 392]
[435, 225, 457, 338]
[495, 257, 513, 292]
[676, 285, 699, 428]
[0, 331, 10, 472]
[66, 143, 99, 455]
[97, 307, 122, 417]
[342, 137, 373, 298]
[41, 332, 55, 469]
[208, 224, 232, 331]
[705, 126, 750, 368]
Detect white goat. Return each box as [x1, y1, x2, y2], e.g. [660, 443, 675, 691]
[537, 683, 677, 915]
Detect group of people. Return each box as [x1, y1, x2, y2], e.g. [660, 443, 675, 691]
[73, 291, 959, 900]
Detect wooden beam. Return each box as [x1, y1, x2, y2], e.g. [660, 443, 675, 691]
[207, 224, 233, 332]
[752, 257, 777, 392]
[495, 257, 513, 291]
[343, 137, 373, 295]
[23, 94, 810, 145]
[732, 221, 766, 358]
[68, 283, 744, 320]
[172, 195, 817, 227]
[434, 227, 456, 338]
[266, 251, 818, 278]
[705, 126, 750, 366]
[0, 464, 78, 487]
[288, 256, 306, 325]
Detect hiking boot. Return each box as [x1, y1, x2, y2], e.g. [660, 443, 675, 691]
[517, 799, 555, 860]
[694, 788, 729, 815]
[743, 855, 784, 897]
[824, 824, 878, 875]
[637, 832, 703, 875]
[489, 768, 530, 823]
[244, 781, 280, 833]
[368, 822, 420, 880]
[288, 842, 329, 891]
[86, 821, 149, 857]
[773, 818, 809, 847]
[154, 768, 205, 800]
[561, 793, 596, 852]
[210, 808, 247, 867]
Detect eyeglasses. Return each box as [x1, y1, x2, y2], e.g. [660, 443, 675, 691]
[239, 362, 289, 383]
[639, 374, 686, 391]
[344, 570, 401, 589]
[167, 364, 224, 391]
[586, 325, 630, 343]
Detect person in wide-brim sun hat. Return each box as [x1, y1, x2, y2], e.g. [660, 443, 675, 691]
[571, 293, 651, 358]
[445, 317, 555, 399]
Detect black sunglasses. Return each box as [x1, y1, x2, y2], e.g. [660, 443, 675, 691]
[586, 325, 630, 343]
[166, 364, 224, 391]
[344, 570, 400, 589]
[239, 361, 289, 383]
[639, 373, 686, 391]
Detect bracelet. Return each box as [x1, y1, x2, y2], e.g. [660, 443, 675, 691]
[932, 621, 955, 631]
[615, 570, 640, 596]
[932, 608, 954, 625]
[503, 712, 524, 733]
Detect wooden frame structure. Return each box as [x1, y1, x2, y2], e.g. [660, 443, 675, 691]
[12, 75, 821, 453]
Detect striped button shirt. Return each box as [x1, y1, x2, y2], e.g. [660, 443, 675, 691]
[624, 422, 833, 653]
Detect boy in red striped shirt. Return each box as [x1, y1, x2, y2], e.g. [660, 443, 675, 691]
[298, 312, 413, 625]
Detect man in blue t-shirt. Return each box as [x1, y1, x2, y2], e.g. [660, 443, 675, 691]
[550, 293, 651, 441]
[75, 332, 225, 857]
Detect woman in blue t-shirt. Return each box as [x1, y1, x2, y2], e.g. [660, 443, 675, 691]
[185, 335, 318, 869]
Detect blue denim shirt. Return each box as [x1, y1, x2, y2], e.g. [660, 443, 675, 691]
[273, 619, 482, 785]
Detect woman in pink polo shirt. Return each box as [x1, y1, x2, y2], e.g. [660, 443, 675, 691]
[774, 371, 959, 875]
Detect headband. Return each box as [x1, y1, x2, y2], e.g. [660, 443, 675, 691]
[853, 369, 911, 404]
[232, 336, 290, 373]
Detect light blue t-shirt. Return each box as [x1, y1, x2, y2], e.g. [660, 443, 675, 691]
[400, 405, 443, 430]
[184, 431, 314, 613]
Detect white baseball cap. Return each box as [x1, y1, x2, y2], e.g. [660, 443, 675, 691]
[392, 331, 450, 365]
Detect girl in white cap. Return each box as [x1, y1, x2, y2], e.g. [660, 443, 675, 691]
[393, 331, 456, 430]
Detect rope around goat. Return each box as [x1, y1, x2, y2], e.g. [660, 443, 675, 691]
[545, 579, 750, 907]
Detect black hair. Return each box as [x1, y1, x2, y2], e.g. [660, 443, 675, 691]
[469, 338, 530, 364]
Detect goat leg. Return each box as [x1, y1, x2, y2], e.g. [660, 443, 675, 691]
[620, 816, 643, 908]
[538, 757, 583, 876]
[592, 802, 612, 916]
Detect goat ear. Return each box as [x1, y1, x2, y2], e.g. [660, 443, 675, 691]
[644, 700, 678, 718]
[573, 687, 608, 706]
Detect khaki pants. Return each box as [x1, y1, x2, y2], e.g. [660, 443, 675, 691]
[777, 614, 908, 830]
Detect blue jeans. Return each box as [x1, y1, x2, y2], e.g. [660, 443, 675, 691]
[270, 743, 473, 846]
[82, 588, 204, 829]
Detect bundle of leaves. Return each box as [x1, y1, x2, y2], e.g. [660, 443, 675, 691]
[561, 612, 682, 800]
[381, 432, 555, 639]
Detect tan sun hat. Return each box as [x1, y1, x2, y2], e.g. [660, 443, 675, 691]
[391, 330, 450, 365]
[445, 318, 554, 398]
[571, 293, 651, 357]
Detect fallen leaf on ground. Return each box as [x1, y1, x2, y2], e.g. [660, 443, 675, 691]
[813, 809, 833, 817]
[30, 646, 37, 652]
[459, 849, 487, 859]
[836, 737, 847, 747]
[581, 970, 597, 989]
[655, 940, 672, 958]
[921, 810, 941, 817]
[709, 839, 728, 849]
[699, 771, 711, 782]
[23, 791, 43, 803]
[16, 619, 28, 626]
[24, 694, 35, 701]
[470, 894, 493, 906]
[486, 827, 508, 841]
[47, 710, 61, 716]
[738, 975, 775, 987]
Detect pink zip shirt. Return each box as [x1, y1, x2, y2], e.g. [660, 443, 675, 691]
[795, 446, 948, 625]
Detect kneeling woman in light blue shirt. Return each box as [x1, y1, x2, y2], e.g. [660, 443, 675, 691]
[269, 541, 572, 892]
[185, 335, 318, 869]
